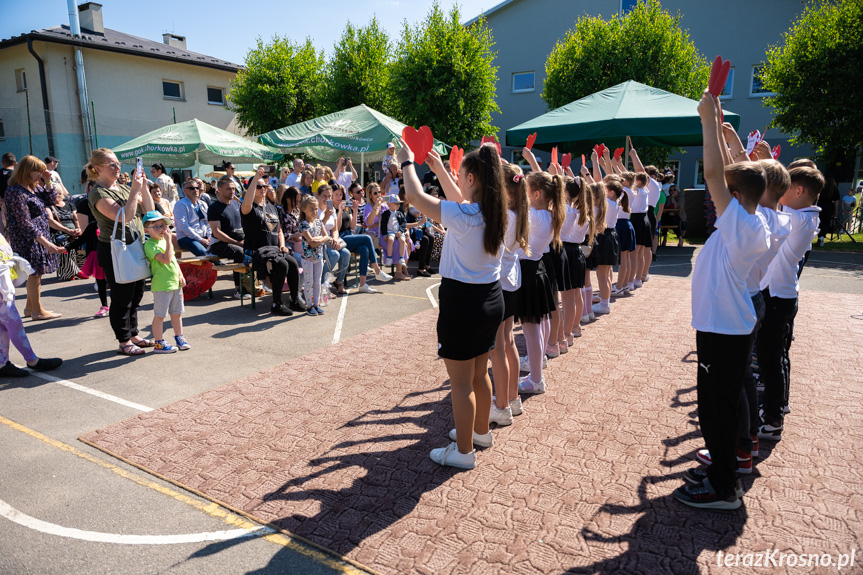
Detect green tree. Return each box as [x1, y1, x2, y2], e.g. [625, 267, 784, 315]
[228, 37, 325, 135]
[760, 0, 863, 163]
[389, 3, 499, 148]
[543, 0, 710, 163]
[325, 18, 391, 114]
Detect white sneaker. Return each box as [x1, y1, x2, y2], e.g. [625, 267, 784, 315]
[580, 314, 591, 325]
[545, 344, 560, 359]
[375, 270, 393, 282]
[519, 354, 547, 372]
[589, 311, 596, 321]
[358, 284, 377, 293]
[592, 303, 610, 315]
[489, 404, 514, 426]
[510, 397, 523, 416]
[633, 279, 643, 289]
[261, 284, 273, 294]
[643, 274, 650, 282]
[518, 375, 546, 394]
[233, 290, 243, 300]
[448, 428, 494, 447]
[628, 282, 635, 291]
[430, 442, 476, 469]
[592, 294, 601, 304]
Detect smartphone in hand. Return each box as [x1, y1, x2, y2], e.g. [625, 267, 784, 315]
[136, 157, 143, 178]
[326, 199, 333, 210]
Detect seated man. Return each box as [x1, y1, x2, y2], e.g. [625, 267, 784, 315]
[208, 176, 246, 298]
[173, 180, 212, 256]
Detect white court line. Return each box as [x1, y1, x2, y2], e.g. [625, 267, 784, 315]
[0, 499, 272, 545]
[332, 295, 349, 345]
[426, 282, 441, 308]
[30, 373, 153, 413]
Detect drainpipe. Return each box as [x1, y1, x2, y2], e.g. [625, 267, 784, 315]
[26, 37, 55, 158]
[68, 0, 95, 157]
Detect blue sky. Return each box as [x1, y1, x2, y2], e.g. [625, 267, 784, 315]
[2, 0, 500, 65]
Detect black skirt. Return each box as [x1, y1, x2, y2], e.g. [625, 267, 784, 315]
[631, 212, 652, 247]
[647, 209, 658, 239]
[437, 278, 504, 360]
[515, 258, 556, 324]
[502, 287, 520, 320]
[542, 245, 572, 293]
[616, 218, 636, 252]
[563, 241, 586, 288]
[593, 228, 620, 266]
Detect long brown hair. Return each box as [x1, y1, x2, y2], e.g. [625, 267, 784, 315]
[502, 163, 531, 255]
[590, 182, 607, 230]
[605, 178, 628, 212]
[459, 143, 507, 255]
[527, 171, 566, 249]
[565, 175, 595, 245]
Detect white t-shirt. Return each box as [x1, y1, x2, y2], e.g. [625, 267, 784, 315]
[560, 205, 578, 243]
[630, 187, 649, 213]
[605, 198, 619, 228]
[439, 200, 502, 284]
[647, 177, 662, 207]
[318, 208, 336, 233]
[286, 172, 301, 188]
[617, 201, 631, 220]
[524, 207, 552, 261]
[500, 210, 521, 292]
[691, 197, 770, 335]
[746, 206, 792, 295]
[156, 174, 177, 203]
[336, 170, 354, 189]
[760, 205, 821, 298]
[49, 170, 63, 187]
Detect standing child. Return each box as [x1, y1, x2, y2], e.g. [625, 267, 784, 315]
[400, 141, 506, 470]
[609, 178, 636, 297]
[142, 211, 189, 353]
[299, 195, 328, 316]
[562, 176, 594, 340]
[674, 91, 770, 510]
[590, 181, 619, 316]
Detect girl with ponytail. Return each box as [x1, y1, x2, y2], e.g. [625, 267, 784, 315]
[488, 163, 531, 425]
[561, 176, 591, 341]
[590, 179, 620, 316]
[401, 141, 506, 469]
[608, 177, 636, 296]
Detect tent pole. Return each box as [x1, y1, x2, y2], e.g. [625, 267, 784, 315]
[195, 150, 200, 179]
[360, 152, 365, 187]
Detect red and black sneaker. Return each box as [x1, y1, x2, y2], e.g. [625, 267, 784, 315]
[695, 448, 752, 474]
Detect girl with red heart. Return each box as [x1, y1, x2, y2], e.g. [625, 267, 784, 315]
[397, 138, 507, 470]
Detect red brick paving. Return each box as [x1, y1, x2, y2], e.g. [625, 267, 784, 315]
[81, 276, 863, 574]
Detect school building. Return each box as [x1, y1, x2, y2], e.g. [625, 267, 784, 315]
[466, 0, 813, 190]
[0, 2, 241, 195]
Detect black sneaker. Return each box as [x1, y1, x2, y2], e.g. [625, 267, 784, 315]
[0, 361, 30, 377]
[683, 469, 744, 498]
[288, 299, 306, 313]
[673, 478, 741, 510]
[270, 303, 293, 316]
[29, 357, 63, 371]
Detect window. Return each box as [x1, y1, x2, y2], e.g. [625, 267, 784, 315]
[512, 72, 535, 93]
[15, 68, 27, 92]
[749, 66, 774, 97]
[163, 80, 184, 100]
[207, 86, 226, 105]
[620, 0, 639, 14]
[695, 160, 705, 188]
[720, 68, 734, 100]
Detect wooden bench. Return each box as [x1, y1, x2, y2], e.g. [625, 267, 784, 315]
[212, 263, 257, 309]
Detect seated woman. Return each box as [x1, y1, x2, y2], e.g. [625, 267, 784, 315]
[240, 166, 305, 316]
[362, 182, 386, 245]
[277, 186, 304, 269]
[149, 184, 174, 223]
[316, 185, 351, 295]
[46, 191, 84, 281]
[333, 184, 391, 293]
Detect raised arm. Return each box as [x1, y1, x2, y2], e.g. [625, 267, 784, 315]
[522, 146, 542, 174]
[241, 166, 265, 215]
[629, 147, 645, 174]
[591, 150, 602, 182]
[722, 123, 748, 164]
[398, 139, 442, 224]
[426, 150, 464, 203]
[698, 91, 732, 215]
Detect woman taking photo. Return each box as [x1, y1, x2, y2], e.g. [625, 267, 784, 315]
[333, 184, 391, 293]
[398, 141, 506, 470]
[3, 155, 66, 320]
[88, 148, 155, 355]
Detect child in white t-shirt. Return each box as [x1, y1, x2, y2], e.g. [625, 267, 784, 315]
[674, 91, 770, 511]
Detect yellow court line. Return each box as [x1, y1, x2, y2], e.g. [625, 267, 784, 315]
[0, 414, 374, 575]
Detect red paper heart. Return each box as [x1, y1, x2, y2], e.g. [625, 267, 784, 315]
[551, 147, 558, 166]
[450, 146, 463, 177]
[581, 154, 586, 167]
[526, 132, 537, 150]
[402, 125, 434, 165]
[180, 262, 217, 302]
[613, 148, 624, 161]
[561, 153, 572, 170]
[480, 136, 501, 156]
[772, 144, 781, 160]
[708, 56, 732, 97]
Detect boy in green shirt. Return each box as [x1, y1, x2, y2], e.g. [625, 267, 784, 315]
[142, 211, 189, 353]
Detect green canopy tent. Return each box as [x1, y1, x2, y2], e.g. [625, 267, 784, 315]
[113, 118, 283, 175]
[506, 80, 741, 156]
[258, 104, 449, 185]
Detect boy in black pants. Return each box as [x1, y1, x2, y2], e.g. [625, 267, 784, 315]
[756, 166, 824, 440]
[674, 92, 770, 510]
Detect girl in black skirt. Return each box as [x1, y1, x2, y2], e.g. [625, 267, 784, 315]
[589, 181, 620, 316]
[562, 176, 595, 340]
[488, 163, 531, 426]
[609, 178, 636, 296]
[515, 147, 563, 395]
[536, 173, 568, 359]
[400, 140, 507, 470]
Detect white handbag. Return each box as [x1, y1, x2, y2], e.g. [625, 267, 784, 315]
[110, 209, 151, 284]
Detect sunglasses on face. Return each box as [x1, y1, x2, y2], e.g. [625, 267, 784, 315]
[256, 184, 267, 190]
[185, 186, 201, 191]
[103, 162, 121, 170]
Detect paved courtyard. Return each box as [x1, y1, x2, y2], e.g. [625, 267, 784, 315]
[2, 248, 862, 574]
